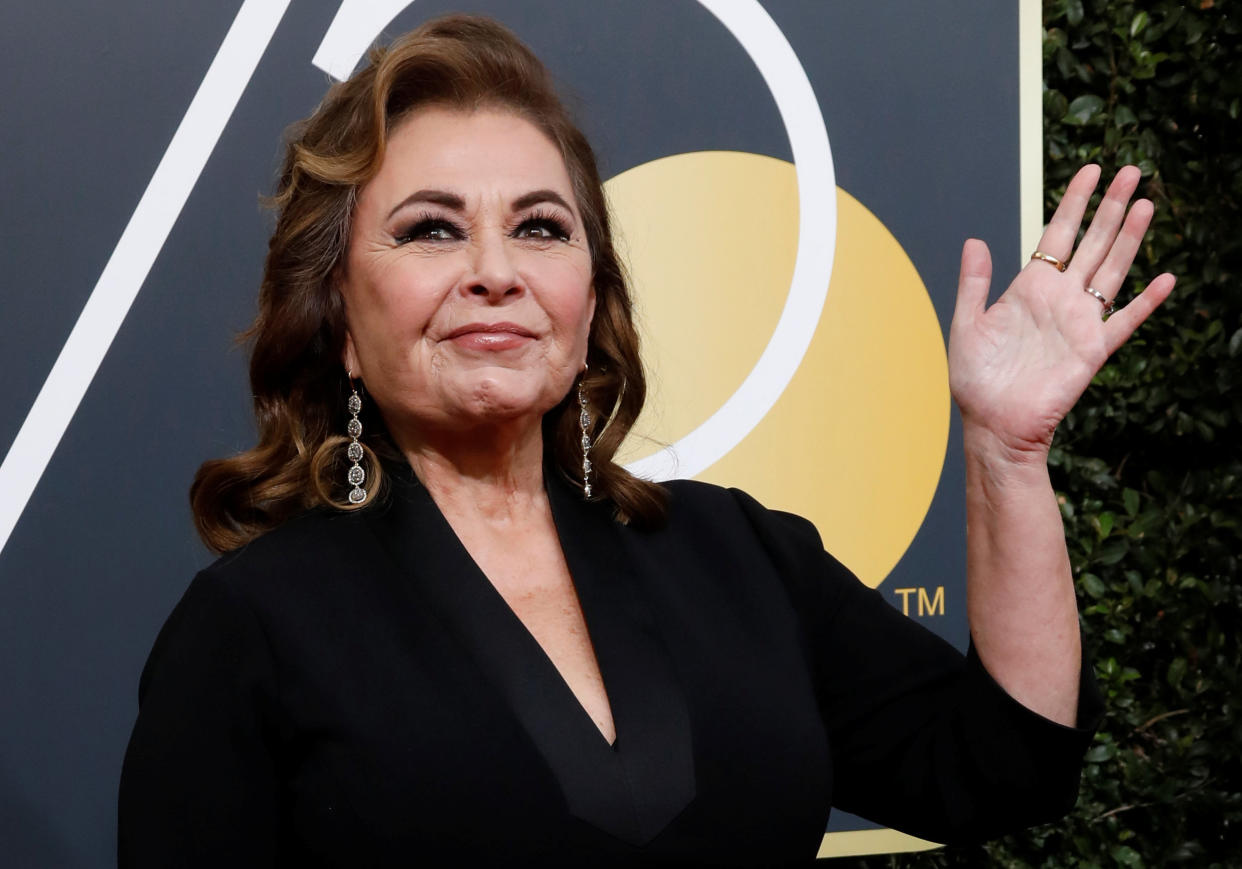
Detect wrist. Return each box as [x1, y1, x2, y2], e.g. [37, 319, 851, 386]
[961, 421, 1054, 496]
[961, 418, 1052, 466]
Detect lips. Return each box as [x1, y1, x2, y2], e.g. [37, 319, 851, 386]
[443, 322, 536, 340]
[443, 321, 537, 351]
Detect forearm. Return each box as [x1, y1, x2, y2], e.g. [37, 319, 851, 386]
[963, 423, 1081, 727]
[947, 164, 1171, 728]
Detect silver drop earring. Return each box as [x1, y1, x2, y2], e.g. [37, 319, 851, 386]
[578, 379, 593, 499]
[345, 376, 367, 505]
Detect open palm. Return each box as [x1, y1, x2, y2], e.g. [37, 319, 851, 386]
[948, 165, 1176, 458]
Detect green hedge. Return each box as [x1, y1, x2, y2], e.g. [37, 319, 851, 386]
[841, 2, 1242, 865]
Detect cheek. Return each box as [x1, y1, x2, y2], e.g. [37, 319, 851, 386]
[549, 294, 595, 364]
[349, 262, 449, 343]
[537, 255, 594, 330]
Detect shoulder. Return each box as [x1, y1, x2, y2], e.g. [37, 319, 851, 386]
[655, 478, 857, 609]
[660, 479, 830, 558]
[202, 506, 368, 586]
[182, 505, 388, 632]
[140, 507, 382, 688]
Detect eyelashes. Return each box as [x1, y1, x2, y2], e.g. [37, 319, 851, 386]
[515, 210, 572, 242]
[393, 209, 572, 245]
[395, 216, 462, 244]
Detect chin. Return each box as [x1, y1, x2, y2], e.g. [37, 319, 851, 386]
[454, 372, 564, 424]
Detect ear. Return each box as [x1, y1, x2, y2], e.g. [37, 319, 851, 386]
[342, 330, 360, 379]
[583, 286, 597, 368]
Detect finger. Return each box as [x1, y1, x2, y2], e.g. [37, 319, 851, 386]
[1067, 166, 1142, 281]
[1034, 164, 1102, 262]
[954, 238, 992, 327]
[1102, 273, 1175, 355]
[1084, 198, 1155, 300]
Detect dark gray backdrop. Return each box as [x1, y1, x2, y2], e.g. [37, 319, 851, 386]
[0, 1, 1019, 864]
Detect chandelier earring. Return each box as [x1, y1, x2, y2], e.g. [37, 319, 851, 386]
[345, 373, 367, 505]
[578, 377, 593, 499]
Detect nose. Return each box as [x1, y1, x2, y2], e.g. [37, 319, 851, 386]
[464, 231, 523, 302]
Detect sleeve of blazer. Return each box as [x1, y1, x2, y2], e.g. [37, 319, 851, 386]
[118, 569, 280, 868]
[728, 487, 1104, 844]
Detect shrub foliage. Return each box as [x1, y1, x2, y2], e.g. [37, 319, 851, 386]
[841, 1, 1242, 865]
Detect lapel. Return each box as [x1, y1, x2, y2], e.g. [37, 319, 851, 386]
[365, 461, 695, 845]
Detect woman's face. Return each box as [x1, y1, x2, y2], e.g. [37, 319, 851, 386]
[340, 106, 595, 444]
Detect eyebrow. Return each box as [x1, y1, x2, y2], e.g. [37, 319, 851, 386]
[385, 188, 577, 221]
[512, 189, 576, 215]
[387, 189, 465, 220]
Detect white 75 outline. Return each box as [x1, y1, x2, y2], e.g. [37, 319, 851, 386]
[0, 0, 421, 560]
[0, 1, 292, 558]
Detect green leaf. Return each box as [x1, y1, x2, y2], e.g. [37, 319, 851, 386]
[1104, 627, 1130, 645]
[1086, 743, 1115, 763]
[1096, 511, 1116, 539]
[1137, 508, 1162, 536]
[1130, 11, 1149, 39]
[1114, 105, 1138, 127]
[1082, 573, 1108, 599]
[1065, 94, 1106, 125]
[1095, 539, 1131, 565]
[1123, 488, 1140, 517]
[1168, 656, 1188, 688]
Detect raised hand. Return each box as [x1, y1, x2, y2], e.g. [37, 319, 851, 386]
[948, 164, 1175, 461]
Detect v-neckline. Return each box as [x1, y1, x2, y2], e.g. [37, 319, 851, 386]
[365, 461, 696, 845]
[434, 484, 619, 750]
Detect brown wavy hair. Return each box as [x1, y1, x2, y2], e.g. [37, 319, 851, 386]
[191, 14, 666, 553]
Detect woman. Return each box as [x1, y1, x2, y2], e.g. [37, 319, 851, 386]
[118, 14, 1174, 867]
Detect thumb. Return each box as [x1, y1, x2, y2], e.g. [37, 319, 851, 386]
[954, 238, 992, 329]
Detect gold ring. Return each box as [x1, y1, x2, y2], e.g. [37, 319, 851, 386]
[1084, 286, 1115, 318]
[1030, 250, 1069, 272]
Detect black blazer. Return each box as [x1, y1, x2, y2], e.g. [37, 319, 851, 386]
[118, 465, 1101, 867]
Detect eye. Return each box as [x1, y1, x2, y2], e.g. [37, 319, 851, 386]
[515, 215, 571, 242]
[394, 217, 463, 244]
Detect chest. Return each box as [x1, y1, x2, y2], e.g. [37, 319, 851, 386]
[460, 527, 617, 744]
[265, 490, 835, 863]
